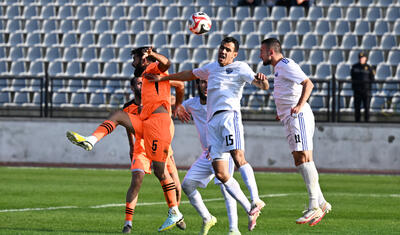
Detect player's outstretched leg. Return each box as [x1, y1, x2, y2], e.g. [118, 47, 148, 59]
[182, 178, 217, 235]
[231, 150, 265, 216]
[66, 111, 136, 151]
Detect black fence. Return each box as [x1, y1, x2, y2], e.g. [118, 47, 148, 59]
[0, 74, 399, 122]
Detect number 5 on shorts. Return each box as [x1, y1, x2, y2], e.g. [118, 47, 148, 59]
[152, 140, 158, 151]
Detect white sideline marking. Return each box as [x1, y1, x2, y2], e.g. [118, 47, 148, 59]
[1, 193, 399, 213]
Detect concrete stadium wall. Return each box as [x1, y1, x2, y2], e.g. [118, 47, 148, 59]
[0, 118, 399, 172]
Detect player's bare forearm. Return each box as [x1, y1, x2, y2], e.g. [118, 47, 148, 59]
[151, 52, 171, 72]
[172, 81, 185, 107]
[252, 73, 269, 90]
[144, 70, 198, 82]
[297, 78, 314, 107]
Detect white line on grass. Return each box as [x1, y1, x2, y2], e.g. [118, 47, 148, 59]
[1, 193, 399, 213]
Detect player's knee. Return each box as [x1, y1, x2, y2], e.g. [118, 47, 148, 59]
[230, 150, 247, 167]
[215, 171, 230, 183]
[182, 179, 197, 196]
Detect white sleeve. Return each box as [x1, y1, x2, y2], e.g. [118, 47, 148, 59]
[239, 62, 256, 84]
[282, 61, 308, 84]
[193, 63, 211, 81]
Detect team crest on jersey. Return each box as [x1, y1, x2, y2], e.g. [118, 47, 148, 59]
[275, 72, 279, 77]
[226, 68, 233, 74]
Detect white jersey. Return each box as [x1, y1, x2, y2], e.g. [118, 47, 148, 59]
[182, 97, 208, 151]
[193, 61, 255, 121]
[273, 58, 308, 119]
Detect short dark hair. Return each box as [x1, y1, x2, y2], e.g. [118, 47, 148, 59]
[134, 67, 145, 77]
[130, 77, 138, 86]
[221, 37, 239, 52]
[261, 38, 282, 54]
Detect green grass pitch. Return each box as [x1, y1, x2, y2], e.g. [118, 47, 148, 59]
[0, 167, 399, 234]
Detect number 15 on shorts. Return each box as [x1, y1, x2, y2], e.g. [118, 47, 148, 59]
[225, 134, 233, 146]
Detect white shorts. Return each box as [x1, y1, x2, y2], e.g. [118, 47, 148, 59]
[282, 103, 314, 152]
[207, 110, 245, 161]
[184, 150, 235, 188]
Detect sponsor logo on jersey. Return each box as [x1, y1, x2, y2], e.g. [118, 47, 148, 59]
[226, 68, 233, 74]
[275, 72, 279, 77]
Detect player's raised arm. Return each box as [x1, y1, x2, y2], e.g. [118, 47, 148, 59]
[252, 72, 269, 90]
[146, 47, 171, 73]
[291, 78, 314, 115]
[144, 70, 198, 82]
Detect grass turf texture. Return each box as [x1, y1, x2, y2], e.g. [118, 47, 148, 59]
[0, 167, 399, 234]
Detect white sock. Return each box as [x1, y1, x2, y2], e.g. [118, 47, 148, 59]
[239, 163, 260, 202]
[316, 181, 326, 206]
[86, 135, 98, 146]
[188, 190, 212, 222]
[223, 177, 251, 213]
[124, 220, 132, 227]
[297, 162, 319, 209]
[219, 184, 238, 231]
[170, 205, 181, 215]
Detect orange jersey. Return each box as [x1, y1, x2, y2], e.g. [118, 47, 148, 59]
[140, 62, 171, 120]
[123, 100, 145, 158]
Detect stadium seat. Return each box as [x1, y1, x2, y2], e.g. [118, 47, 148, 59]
[247, 94, 265, 109]
[65, 79, 84, 93]
[216, 6, 232, 19]
[82, 93, 106, 107]
[375, 64, 392, 80]
[25, 19, 41, 33]
[29, 61, 45, 77]
[26, 47, 42, 63]
[8, 33, 24, 46]
[385, 7, 399, 22]
[26, 33, 42, 46]
[346, 7, 361, 21]
[110, 5, 125, 19]
[288, 6, 304, 20]
[62, 47, 78, 62]
[370, 96, 386, 112]
[66, 93, 86, 107]
[43, 20, 58, 33]
[80, 33, 96, 48]
[248, 49, 260, 65]
[336, 0, 352, 6]
[365, 7, 381, 22]
[301, 33, 318, 49]
[166, 21, 183, 34]
[240, 20, 256, 35]
[380, 34, 397, 50]
[62, 33, 79, 47]
[354, 21, 370, 35]
[41, 5, 56, 19]
[315, 63, 332, 80]
[0, 92, 10, 105]
[77, 20, 93, 34]
[93, 6, 108, 20]
[48, 61, 64, 77]
[360, 33, 377, 50]
[308, 6, 323, 20]
[253, 6, 269, 20]
[320, 33, 338, 49]
[10, 47, 25, 61]
[10, 61, 27, 75]
[357, 0, 373, 6]
[368, 50, 384, 66]
[382, 78, 399, 96]
[309, 96, 326, 111]
[76, 5, 91, 20]
[295, 20, 311, 35]
[393, 20, 400, 35]
[6, 78, 27, 92]
[99, 48, 116, 62]
[23, 6, 39, 19]
[341, 33, 358, 49]
[289, 49, 305, 64]
[121, 63, 134, 77]
[59, 5, 74, 19]
[163, 6, 179, 20]
[348, 50, 362, 64]
[244, 33, 260, 49]
[43, 33, 60, 46]
[275, 20, 292, 36]
[149, 20, 164, 34]
[374, 0, 392, 7]
[112, 20, 128, 34]
[327, 6, 342, 21]
[60, 19, 75, 33]
[328, 50, 344, 66]
[169, 33, 185, 48]
[65, 61, 83, 76]
[103, 62, 119, 77]
[85, 61, 101, 77]
[12, 92, 29, 106]
[127, 6, 143, 20]
[336, 62, 351, 80]
[173, 48, 190, 63]
[258, 21, 274, 35]
[85, 79, 103, 93]
[146, 6, 162, 19]
[103, 79, 122, 93]
[98, 33, 114, 47]
[153, 33, 168, 48]
[334, 20, 350, 36]
[43, 48, 61, 63]
[387, 51, 400, 66]
[299, 62, 312, 77]
[282, 33, 298, 50]
[94, 20, 111, 33]
[6, 5, 21, 19]
[236, 7, 250, 20]
[374, 20, 389, 36]
[187, 34, 205, 48]
[271, 6, 286, 19]
[109, 93, 125, 108]
[133, 33, 150, 47]
[315, 20, 331, 35]
[309, 50, 324, 65]
[6, 19, 23, 32]
[221, 19, 236, 35]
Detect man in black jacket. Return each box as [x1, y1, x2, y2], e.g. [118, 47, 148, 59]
[351, 52, 375, 122]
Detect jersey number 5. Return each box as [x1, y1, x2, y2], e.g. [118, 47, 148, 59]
[152, 140, 158, 151]
[225, 135, 233, 146]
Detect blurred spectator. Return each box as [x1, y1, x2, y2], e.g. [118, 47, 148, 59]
[275, 0, 314, 13]
[351, 52, 375, 122]
[238, 0, 261, 7]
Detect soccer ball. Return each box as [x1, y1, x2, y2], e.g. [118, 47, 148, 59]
[188, 12, 212, 35]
